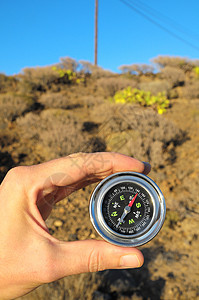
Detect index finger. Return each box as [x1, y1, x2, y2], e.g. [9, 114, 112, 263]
[29, 152, 151, 191]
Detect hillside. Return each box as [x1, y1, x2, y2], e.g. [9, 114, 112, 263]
[0, 56, 199, 300]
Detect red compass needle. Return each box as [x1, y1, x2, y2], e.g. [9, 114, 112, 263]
[128, 193, 138, 207]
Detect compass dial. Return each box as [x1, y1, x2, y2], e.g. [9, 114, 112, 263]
[89, 172, 166, 247]
[102, 182, 153, 236]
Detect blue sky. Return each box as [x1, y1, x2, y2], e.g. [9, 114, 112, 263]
[0, 0, 199, 75]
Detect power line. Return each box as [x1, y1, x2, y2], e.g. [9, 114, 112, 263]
[129, 0, 199, 42]
[119, 0, 199, 52]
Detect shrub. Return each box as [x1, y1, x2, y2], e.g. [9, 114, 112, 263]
[38, 92, 82, 109]
[139, 80, 171, 97]
[118, 63, 154, 75]
[21, 66, 59, 87]
[193, 66, 199, 78]
[96, 77, 138, 97]
[51, 66, 85, 85]
[94, 103, 185, 168]
[0, 93, 34, 127]
[16, 109, 105, 160]
[16, 110, 83, 158]
[182, 81, 199, 99]
[159, 66, 185, 87]
[112, 87, 169, 114]
[58, 57, 79, 72]
[38, 92, 68, 109]
[167, 88, 179, 99]
[19, 63, 85, 94]
[152, 55, 194, 72]
[81, 95, 104, 108]
[79, 60, 113, 78]
[0, 74, 18, 93]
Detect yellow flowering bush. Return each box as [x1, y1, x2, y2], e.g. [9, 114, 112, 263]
[113, 87, 170, 114]
[51, 66, 84, 84]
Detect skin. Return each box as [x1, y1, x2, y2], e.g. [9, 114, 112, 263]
[0, 152, 151, 299]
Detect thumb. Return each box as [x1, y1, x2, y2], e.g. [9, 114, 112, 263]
[52, 240, 144, 280]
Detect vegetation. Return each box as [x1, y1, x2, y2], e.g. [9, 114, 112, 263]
[51, 66, 85, 84]
[193, 66, 199, 77]
[182, 81, 199, 99]
[0, 55, 198, 300]
[96, 77, 138, 97]
[139, 80, 171, 97]
[118, 63, 154, 75]
[112, 87, 169, 114]
[151, 55, 199, 72]
[159, 66, 185, 87]
[1, 54, 198, 130]
[0, 93, 34, 128]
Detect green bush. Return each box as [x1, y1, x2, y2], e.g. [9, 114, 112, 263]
[112, 87, 169, 114]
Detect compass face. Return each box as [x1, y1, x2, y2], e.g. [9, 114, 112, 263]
[102, 182, 154, 236]
[89, 172, 166, 247]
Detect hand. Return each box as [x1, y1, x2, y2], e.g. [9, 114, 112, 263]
[0, 152, 151, 299]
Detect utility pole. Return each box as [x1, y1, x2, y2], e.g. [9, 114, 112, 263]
[94, 0, 98, 65]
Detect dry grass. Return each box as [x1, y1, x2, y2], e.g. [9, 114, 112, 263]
[182, 81, 199, 99]
[16, 109, 83, 158]
[38, 92, 71, 109]
[16, 109, 106, 160]
[0, 93, 34, 128]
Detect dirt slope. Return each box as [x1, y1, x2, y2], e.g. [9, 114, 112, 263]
[15, 98, 199, 300]
[0, 69, 199, 300]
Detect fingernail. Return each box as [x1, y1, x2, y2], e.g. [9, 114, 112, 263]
[120, 254, 141, 268]
[142, 162, 151, 174]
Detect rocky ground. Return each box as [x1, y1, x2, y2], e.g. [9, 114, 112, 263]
[0, 70, 199, 300]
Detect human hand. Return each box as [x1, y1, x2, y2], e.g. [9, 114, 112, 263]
[0, 152, 151, 299]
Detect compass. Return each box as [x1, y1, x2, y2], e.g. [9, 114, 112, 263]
[89, 172, 166, 247]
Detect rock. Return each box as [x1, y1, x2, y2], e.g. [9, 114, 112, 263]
[58, 207, 65, 214]
[90, 233, 96, 239]
[54, 220, 63, 227]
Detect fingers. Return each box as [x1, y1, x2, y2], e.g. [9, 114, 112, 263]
[27, 152, 151, 193]
[5, 152, 150, 220]
[50, 240, 144, 280]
